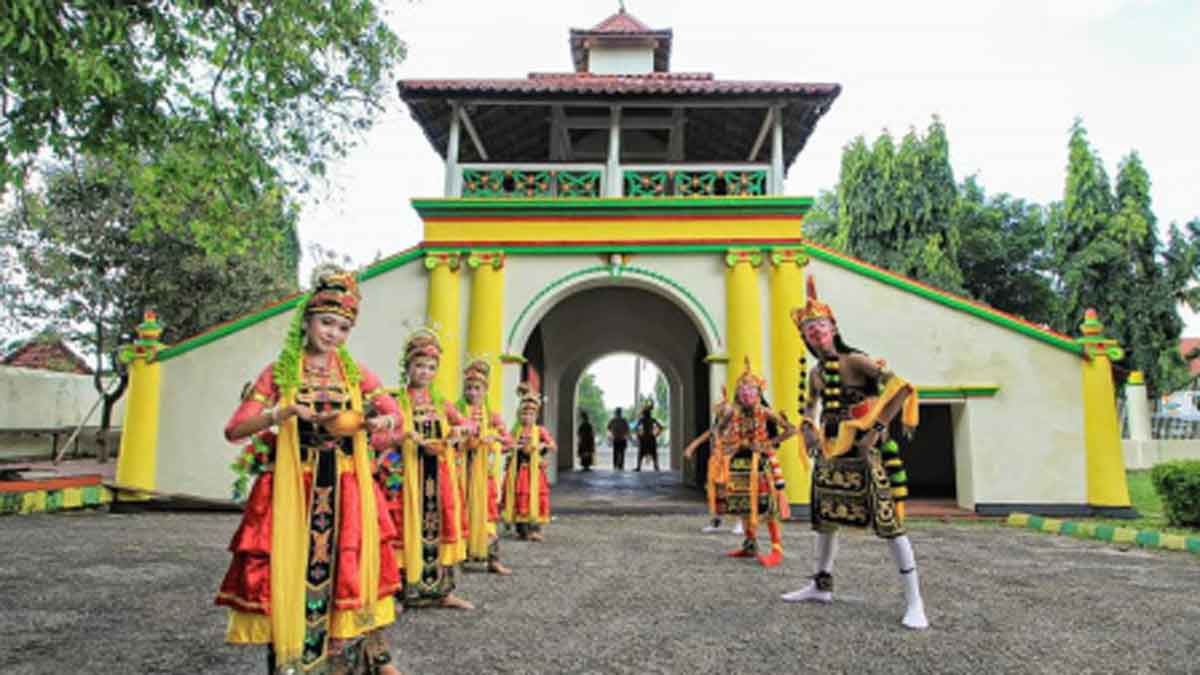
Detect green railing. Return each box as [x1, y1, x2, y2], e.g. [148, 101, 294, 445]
[623, 165, 769, 198]
[460, 165, 602, 198]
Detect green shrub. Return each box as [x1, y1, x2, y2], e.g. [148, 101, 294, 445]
[1150, 460, 1200, 527]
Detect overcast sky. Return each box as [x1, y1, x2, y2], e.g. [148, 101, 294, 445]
[296, 0, 1200, 402]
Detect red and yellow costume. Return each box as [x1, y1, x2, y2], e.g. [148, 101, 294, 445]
[456, 359, 512, 565]
[717, 360, 794, 567]
[215, 270, 401, 671]
[502, 382, 556, 537]
[384, 330, 470, 606]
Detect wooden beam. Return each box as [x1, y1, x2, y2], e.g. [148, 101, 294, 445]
[770, 104, 784, 194]
[458, 106, 488, 161]
[606, 106, 622, 197]
[563, 115, 676, 130]
[669, 108, 685, 162]
[748, 107, 773, 161]
[444, 101, 462, 196]
[551, 105, 572, 161]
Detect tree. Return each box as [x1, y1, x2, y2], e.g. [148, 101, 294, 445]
[576, 373, 610, 438]
[1, 1, 405, 256]
[1, 157, 298, 453]
[654, 372, 669, 425]
[955, 177, 1057, 326]
[833, 119, 963, 292]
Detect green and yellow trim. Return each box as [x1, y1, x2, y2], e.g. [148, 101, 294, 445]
[1006, 512, 1200, 555]
[0, 478, 112, 516]
[917, 385, 1000, 399]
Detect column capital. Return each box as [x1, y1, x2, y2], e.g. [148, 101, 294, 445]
[119, 310, 164, 364]
[466, 251, 506, 270]
[424, 251, 462, 271]
[768, 247, 809, 268]
[1077, 308, 1124, 361]
[724, 248, 764, 268]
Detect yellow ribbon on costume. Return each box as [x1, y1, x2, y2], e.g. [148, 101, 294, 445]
[748, 449, 761, 531]
[348, 379, 382, 628]
[466, 434, 491, 559]
[269, 385, 306, 668]
[528, 426, 543, 522]
[822, 376, 919, 458]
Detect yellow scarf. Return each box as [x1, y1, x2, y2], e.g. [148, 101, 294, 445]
[504, 424, 543, 523]
[398, 391, 463, 583]
[269, 361, 382, 667]
[465, 405, 493, 559]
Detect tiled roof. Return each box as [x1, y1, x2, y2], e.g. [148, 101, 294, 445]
[2, 339, 92, 374]
[1180, 338, 1200, 376]
[587, 10, 655, 34]
[398, 73, 840, 98]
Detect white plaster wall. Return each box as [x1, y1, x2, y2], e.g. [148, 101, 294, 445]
[589, 47, 654, 75]
[808, 258, 1088, 507]
[0, 366, 126, 429]
[154, 260, 428, 500]
[1123, 439, 1200, 469]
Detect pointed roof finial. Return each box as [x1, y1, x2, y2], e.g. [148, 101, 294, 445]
[619, 0, 627, 12]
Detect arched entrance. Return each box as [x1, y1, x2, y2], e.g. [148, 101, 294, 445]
[516, 283, 712, 487]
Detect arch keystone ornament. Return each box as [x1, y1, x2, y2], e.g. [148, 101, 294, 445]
[1076, 308, 1135, 517]
[115, 311, 165, 500]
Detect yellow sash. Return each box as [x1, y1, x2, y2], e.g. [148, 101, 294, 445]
[463, 405, 493, 559]
[504, 424, 544, 523]
[822, 376, 920, 458]
[399, 392, 463, 583]
[269, 361, 383, 667]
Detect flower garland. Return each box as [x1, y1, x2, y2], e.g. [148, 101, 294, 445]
[231, 432, 274, 501]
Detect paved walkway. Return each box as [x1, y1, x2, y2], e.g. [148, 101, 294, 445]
[2, 511, 1196, 674]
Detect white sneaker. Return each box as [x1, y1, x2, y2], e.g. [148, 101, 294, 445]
[701, 524, 722, 533]
[780, 583, 832, 604]
[731, 522, 744, 535]
[902, 603, 929, 629]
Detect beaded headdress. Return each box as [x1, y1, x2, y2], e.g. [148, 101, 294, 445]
[463, 357, 491, 386]
[790, 275, 836, 328]
[305, 265, 361, 322]
[735, 356, 767, 392]
[517, 381, 543, 414]
[401, 325, 442, 369]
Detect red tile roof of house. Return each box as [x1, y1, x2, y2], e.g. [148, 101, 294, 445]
[2, 339, 92, 374]
[1180, 337, 1200, 376]
[398, 73, 840, 98]
[587, 9, 656, 34]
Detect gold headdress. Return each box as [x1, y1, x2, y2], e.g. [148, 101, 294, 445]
[735, 356, 767, 392]
[463, 356, 491, 386]
[517, 381, 543, 414]
[402, 325, 442, 368]
[790, 275, 836, 329]
[305, 265, 361, 322]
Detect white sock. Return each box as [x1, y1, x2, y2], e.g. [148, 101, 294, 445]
[888, 535, 928, 629]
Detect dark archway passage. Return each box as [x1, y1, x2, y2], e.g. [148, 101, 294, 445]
[520, 285, 710, 499]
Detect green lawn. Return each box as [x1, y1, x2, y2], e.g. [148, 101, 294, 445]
[1082, 470, 1199, 537]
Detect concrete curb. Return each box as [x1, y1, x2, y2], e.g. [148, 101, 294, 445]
[0, 484, 113, 516]
[1006, 512, 1200, 554]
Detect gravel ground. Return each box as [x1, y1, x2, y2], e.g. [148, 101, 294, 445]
[1, 510, 1198, 674]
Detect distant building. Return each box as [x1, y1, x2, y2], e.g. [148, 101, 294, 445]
[2, 338, 92, 374]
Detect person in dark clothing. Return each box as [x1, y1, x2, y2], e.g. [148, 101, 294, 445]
[607, 408, 631, 470]
[578, 411, 596, 471]
[634, 401, 664, 471]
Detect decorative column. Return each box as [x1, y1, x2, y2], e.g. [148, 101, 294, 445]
[1124, 371, 1151, 442]
[467, 251, 506, 413]
[426, 252, 462, 402]
[115, 311, 164, 500]
[724, 249, 764, 394]
[1077, 309, 1135, 516]
[769, 247, 809, 508]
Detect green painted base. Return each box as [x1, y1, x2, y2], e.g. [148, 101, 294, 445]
[1006, 512, 1199, 554]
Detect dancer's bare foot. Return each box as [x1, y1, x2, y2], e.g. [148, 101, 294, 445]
[440, 594, 475, 610]
[528, 531, 544, 542]
[488, 560, 513, 575]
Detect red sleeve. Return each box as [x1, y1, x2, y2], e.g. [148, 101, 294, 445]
[443, 400, 467, 426]
[225, 364, 278, 442]
[539, 426, 557, 449]
[360, 365, 404, 451]
[492, 412, 514, 449]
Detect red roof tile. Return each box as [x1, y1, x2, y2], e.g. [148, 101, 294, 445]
[2, 340, 92, 374]
[1180, 338, 1200, 376]
[587, 10, 655, 34]
[398, 73, 840, 98]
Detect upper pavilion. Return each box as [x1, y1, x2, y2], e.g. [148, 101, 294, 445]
[398, 8, 841, 198]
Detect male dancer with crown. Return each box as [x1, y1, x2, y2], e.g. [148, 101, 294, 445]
[780, 276, 929, 630]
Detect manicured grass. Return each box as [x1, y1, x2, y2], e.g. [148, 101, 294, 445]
[1084, 470, 1199, 537]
